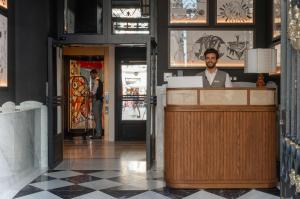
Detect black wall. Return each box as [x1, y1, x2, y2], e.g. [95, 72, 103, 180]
[156, 0, 276, 85]
[14, 0, 51, 104]
[0, 1, 15, 104]
[0, 0, 53, 105]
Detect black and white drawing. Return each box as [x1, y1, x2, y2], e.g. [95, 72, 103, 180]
[0, 14, 7, 87]
[217, 0, 254, 24]
[273, 0, 280, 39]
[170, 30, 253, 68]
[170, 0, 207, 24]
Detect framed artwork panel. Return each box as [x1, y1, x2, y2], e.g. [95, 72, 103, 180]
[169, 29, 254, 68]
[272, 0, 281, 39]
[169, 0, 208, 24]
[216, 0, 254, 24]
[0, 13, 7, 87]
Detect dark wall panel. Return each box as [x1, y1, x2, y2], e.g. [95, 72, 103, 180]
[156, 0, 274, 86]
[14, 0, 50, 104]
[0, 1, 15, 105]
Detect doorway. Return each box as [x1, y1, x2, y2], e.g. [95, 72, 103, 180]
[48, 43, 153, 169]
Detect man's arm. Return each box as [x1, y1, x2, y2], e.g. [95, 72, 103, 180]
[225, 73, 232, 88]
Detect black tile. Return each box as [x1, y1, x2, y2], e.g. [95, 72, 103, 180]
[154, 187, 199, 199]
[256, 187, 280, 196]
[73, 170, 104, 174]
[205, 189, 251, 199]
[13, 185, 43, 198]
[101, 190, 146, 198]
[108, 175, 145, 184]
[49, 185, 95, 199]
[30, 175, 56, 183]
[151, 177, 164, 180]
[47, 170, 63, 173]
[62, 175, 101, 184]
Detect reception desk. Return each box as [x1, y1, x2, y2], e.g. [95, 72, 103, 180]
[164, 88, 277, 188]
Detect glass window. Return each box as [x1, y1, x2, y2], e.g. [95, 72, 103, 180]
[64, 0, 103, 34]
[121, 64, 147, 120]
[112, 0, 150, 34]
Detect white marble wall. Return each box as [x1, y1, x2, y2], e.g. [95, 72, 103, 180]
[155, 85, 166, 170]
[0, 104, 48, 198]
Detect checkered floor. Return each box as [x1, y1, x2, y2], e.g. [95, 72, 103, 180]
[13, 170, 280, 199]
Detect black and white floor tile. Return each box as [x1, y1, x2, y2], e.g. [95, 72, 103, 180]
[13, 170, 280, 199]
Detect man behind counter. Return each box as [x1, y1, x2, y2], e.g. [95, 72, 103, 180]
[197, 48, 232, 88]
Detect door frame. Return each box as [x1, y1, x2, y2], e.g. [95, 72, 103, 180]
[47, 38, 64, 168]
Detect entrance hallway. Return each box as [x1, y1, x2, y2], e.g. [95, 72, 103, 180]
[13, 141, 280, 199]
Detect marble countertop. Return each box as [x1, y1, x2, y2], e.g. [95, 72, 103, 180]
[0, 106, 45, 115]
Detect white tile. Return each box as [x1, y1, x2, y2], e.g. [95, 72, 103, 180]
[15, 191, 62, 199]
[79, 179, 122, 190]
[237, 190, 280, 199]
[30, 179, 74, 190]
[53, 160, 73, 170]
[89, 171, 123, 179]
[45, 171, 83, 178]
[55, 159, 122, 170]
[128, 179, 165, 190]
[183, 190, 226, 199]
[72, 191, 116, 199]
[128, 191, 170, 199]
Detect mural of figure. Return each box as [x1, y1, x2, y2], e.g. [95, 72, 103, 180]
[70, 76, 90, 128]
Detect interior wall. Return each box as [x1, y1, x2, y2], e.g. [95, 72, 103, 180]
[156, 0, 274, 86]
[107, 46, 115, 142]
[0, 0, 15, 105]
[14, 0, 51, 104]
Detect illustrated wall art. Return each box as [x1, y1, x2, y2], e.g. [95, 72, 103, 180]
[0, 14, 7, 87]
[273, 0, 281, 39]
[216, 0, 254, 24]
[69, 60, 104, 130]
[169, 0, 208, 24]
[169, 29, 254, 68]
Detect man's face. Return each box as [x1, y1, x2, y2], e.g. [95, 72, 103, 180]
[90, 73, 96, 79]
[205, 53, 218, 69]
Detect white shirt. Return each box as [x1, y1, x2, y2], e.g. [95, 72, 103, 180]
[205, 69, 232, 88]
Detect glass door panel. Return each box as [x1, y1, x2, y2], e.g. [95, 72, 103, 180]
[121, 64, 147, 121]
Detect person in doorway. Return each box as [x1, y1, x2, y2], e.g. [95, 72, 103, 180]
[197, 48, 232, 88]
[132, 88, 141, 118]
[90, 69, 103, 139]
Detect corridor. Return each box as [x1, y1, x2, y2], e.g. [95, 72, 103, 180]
[13, 140, 280, 199]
